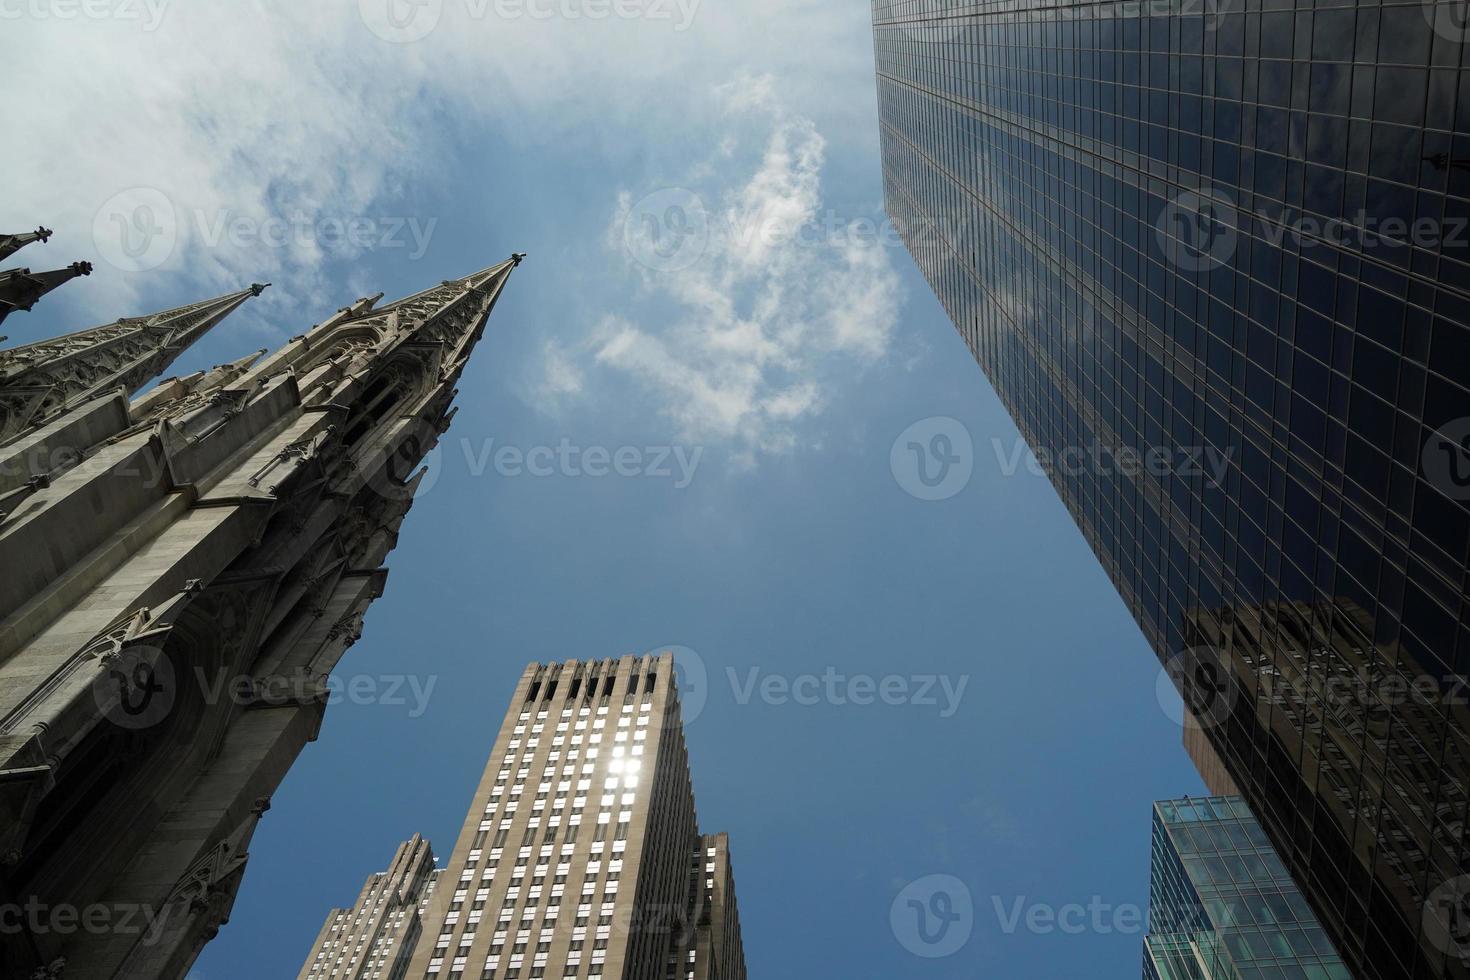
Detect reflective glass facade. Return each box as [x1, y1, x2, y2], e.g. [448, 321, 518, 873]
[1144, 796, 1351, 980]
[873, 1, 1470, 977]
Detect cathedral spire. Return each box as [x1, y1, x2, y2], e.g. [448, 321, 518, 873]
[0, 282, 268, 442]
[0, 227, 53, 264]
[0, 261, 93, 327]
[331, 254, 518, 376]
[264, 255, 520, 397]
[0, 256, 520, 978]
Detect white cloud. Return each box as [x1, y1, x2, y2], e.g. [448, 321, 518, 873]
[577, 75, 903, 458]
[536, 337, 587, 403]
[4, 6, 439, 316]
[4, 2, 897, 461]
[3, 0, 879, 325]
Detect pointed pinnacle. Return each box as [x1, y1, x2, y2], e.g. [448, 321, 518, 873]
[0, 262, 92, 327]
[1, 281, 266, 427]
[0, 227, 54, 264]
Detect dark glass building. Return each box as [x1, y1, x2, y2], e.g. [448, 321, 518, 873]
[1143, 795, 1351, 980]
[872, 1, 1470, 977]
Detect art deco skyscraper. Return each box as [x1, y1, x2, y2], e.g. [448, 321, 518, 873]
[873, 4, 1469, 978]
[325, 653, 747, 980]
[0, 253, 520, 978]
[298, 835, 442, 980]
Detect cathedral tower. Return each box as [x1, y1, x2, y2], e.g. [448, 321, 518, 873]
[0, 254, 521, 979]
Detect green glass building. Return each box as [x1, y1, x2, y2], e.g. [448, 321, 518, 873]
[1144, 796, 1351, 980]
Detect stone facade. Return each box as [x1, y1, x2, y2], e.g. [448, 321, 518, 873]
[298, 835, 441, 980]
[0, 255, 521, 979]
[0, 282, 268, 443]
[304, 654, 748, 980]
[674, 834, 744, 980]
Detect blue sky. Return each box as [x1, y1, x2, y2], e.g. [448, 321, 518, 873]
[5, 1, 1202, 976]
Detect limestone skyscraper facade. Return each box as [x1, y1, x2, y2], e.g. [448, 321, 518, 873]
[298, 835, 442, 980]
[301, 653, 747, 980]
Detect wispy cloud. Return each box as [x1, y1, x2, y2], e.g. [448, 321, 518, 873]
[7, 5, 896, 461]
[552, 72, 901, 462]
[3, 5, 445, 321]
[5, 1, 879, 320]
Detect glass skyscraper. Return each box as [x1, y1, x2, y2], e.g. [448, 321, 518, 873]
[1144, 796, 1351, 980]
[872, 2, 1469, 977]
